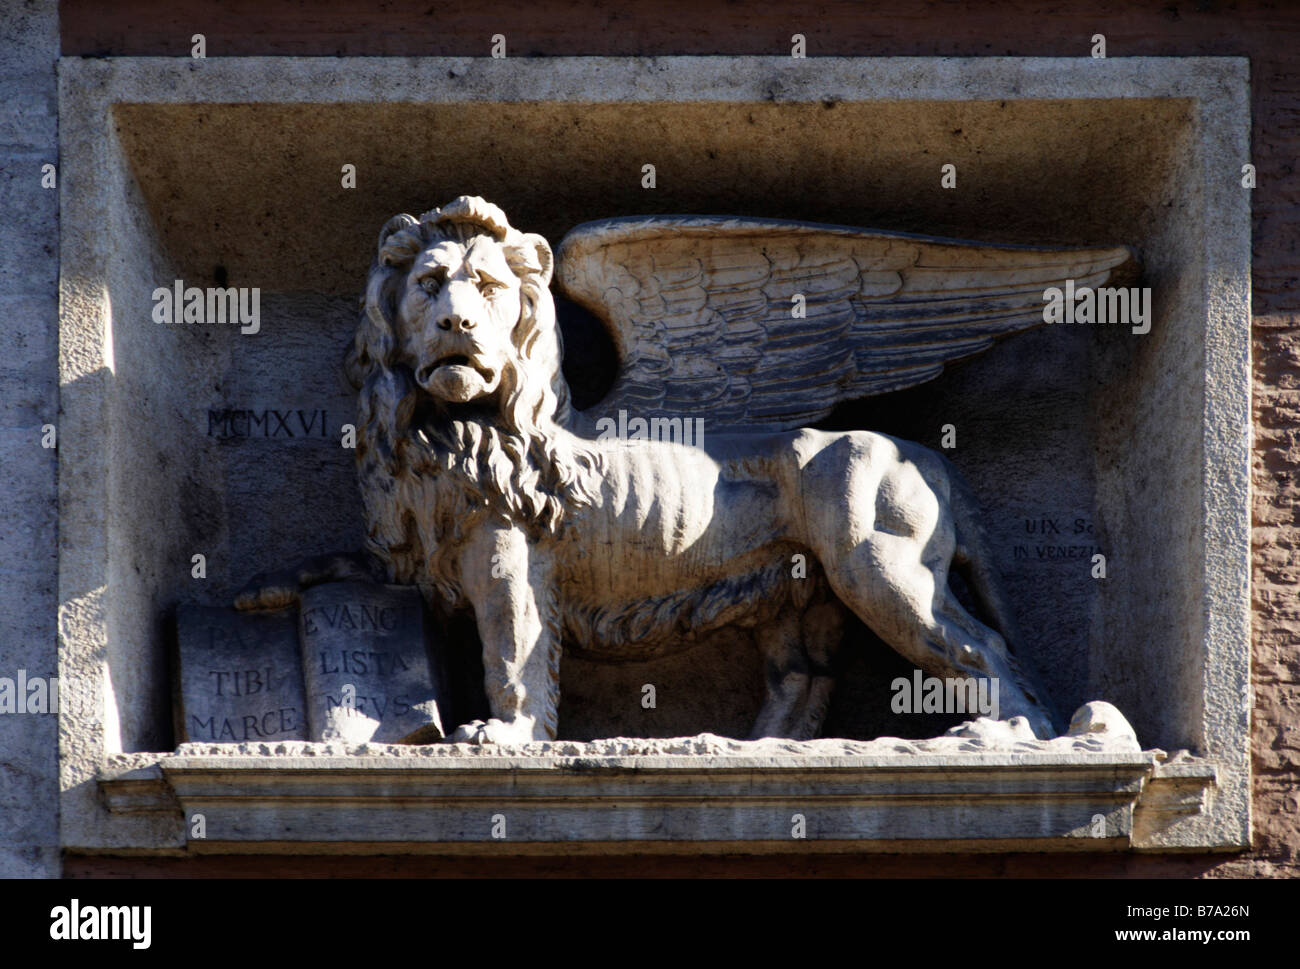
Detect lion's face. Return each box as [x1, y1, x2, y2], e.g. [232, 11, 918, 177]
[395, 235, 524, 404]
[350, 197, 595, 604]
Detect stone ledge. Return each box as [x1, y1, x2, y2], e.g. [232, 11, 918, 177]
[97, 740, 1218, 854]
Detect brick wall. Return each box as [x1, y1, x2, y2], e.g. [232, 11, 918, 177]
[51, 0, 1300, 877]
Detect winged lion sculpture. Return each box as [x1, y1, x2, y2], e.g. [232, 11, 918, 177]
[239, 196, 1137, 745]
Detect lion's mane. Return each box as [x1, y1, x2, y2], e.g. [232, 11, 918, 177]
[344, 197, 599, 607]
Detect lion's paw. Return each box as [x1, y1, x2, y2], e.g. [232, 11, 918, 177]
[233, 569, 300, 611]
[446, 718, 538, 746]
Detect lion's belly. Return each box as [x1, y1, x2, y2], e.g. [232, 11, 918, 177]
[563, 438, 791, 597]
[553, 435, 817, 659]
[560, 547, 808, 660]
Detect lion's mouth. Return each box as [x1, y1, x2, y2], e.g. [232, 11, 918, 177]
[417, 354, 496, 387]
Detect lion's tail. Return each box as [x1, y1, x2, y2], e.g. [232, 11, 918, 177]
[945, 459, 1064, 735]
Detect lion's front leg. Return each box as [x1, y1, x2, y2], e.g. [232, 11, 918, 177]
[449, 523, 560, 745]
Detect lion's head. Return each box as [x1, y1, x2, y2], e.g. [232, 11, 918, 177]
[345, 196, 597, 606]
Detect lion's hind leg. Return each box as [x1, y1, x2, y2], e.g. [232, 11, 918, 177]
[787, 598, 844, 741]
[822, 531, 1057, 739]
[746, 587, 844, 742]
[747, 611, 811, 740]
[932, 587, 1056, 735]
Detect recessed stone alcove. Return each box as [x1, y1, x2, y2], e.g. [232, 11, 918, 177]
[59, 56, 1249, 853]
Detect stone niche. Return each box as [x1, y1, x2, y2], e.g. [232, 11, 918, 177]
[59, 56, 1250, 854]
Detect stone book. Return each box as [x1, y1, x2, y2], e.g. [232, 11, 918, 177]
[173, 605, 309, 744]
[297, 581, 445, 744]
[174, 582, 445, 745]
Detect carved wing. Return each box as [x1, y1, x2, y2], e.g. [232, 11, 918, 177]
[554, 216, 1137, 429]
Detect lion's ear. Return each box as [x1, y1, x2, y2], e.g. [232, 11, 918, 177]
[507, 232, 553, 286]
[377, 214, 426, 268]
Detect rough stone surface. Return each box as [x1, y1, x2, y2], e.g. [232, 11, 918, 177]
[128, 701, 1142, 760]
[0, 0, 59, 879]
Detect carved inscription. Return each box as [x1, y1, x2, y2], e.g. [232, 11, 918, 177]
[1011, 515, 1106, 562]
[174, 605, 308, 742]
[299, 581, 445, 743]
[207, 408, 330, 438]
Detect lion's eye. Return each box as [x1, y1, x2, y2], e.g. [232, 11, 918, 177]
[481, 281, 503, 298]
[419, 276, 441, 296]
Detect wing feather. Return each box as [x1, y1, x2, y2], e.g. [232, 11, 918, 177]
[556, 216, 1137, 429]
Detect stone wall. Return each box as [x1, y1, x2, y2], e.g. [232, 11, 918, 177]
[28, 0, 1300, 876]
[0, 0, 59, 879]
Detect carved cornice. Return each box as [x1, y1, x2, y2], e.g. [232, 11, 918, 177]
[99, 744, 1217, 854]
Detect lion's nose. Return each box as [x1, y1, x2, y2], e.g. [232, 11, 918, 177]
[437, 313, 475, 332]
